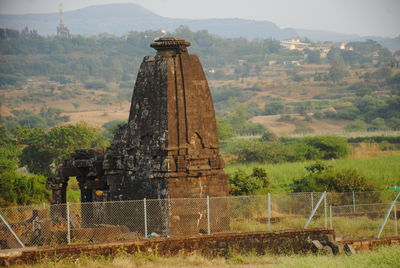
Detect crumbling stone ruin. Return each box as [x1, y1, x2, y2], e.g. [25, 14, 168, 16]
[47, 37, 229, 235]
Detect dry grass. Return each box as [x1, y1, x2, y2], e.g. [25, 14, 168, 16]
[14, 245, 400, 268]
[63, 107, 129, 126]
[351, 143, 400, 158]
[251, 115, 351, 136]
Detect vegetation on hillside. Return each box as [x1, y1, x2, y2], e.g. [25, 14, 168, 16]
[1, 27, 399, 134]
[0, 27, 399, 206]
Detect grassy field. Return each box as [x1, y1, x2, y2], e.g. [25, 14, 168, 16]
[20, 246, 400, 268]
[64, 154, 400, 201]
[225, 154, 400, 192]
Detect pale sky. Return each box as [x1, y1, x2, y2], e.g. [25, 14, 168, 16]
[0, 0, 399, 37]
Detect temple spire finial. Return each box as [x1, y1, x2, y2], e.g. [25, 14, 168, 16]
[150, 37, 191, 55]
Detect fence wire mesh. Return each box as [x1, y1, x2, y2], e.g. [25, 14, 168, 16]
[0, 190, 398, 250]
[331, 202, 398, 239]
[0, 203, 69, 248]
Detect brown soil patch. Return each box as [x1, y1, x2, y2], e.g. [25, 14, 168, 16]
[63, 107, 129, 127]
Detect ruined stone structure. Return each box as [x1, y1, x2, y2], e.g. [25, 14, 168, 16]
[47, 37, 229, 235]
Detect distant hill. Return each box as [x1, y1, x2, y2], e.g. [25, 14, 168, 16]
[1, 3, 398, 50]
[0, 3, 297, 40]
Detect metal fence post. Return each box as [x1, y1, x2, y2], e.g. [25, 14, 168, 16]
[395, 201, 398, 236]
[311, 192, 314, 211]
[352, 191, 356, 213]
[267, 193, 271, 232]
[207, 196, 211, 235]
[329, 205, 333, 229]
[0, 211, 25, 248]
[377, 191, 400, 238]
[304, 191, 326, 228]
[66, 202, 71, 244]
[144, 198, 148, 238]
[324, 193, 327, 228]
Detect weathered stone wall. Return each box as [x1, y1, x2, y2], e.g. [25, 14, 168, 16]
[0, 229, 336, 266]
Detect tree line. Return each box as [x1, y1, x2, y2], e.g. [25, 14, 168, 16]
[1, 26, 397, 87]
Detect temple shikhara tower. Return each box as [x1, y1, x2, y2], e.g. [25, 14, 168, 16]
[47, 38, 229, 235]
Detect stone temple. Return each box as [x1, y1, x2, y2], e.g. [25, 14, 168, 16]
[47, 37, 229, 235]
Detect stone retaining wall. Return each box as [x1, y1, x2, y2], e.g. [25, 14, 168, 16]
[0, 228, 334, 266]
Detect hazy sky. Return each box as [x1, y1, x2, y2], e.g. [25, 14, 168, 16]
[0, 0, 399, 37]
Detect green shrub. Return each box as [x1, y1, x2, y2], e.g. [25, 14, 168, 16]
[84, 80, 107, 89]
[226, 135, 350, 163]
[344, 120, 368, 132]
[292, 162, 377, 192]
[284, 141, 323, 161]
[260, 129, 278, 142]
[302, 135, 350, 159]
[264, 101, 285, 115]
[229, 167, 270, 195]
[230, 139, 287, 163]
[0, 171, 50, 206]
[49, 75, 71, 84]
[335, 106, 360, 120]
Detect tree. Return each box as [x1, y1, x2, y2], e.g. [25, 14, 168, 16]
[304, 49, 321, 64]
[386, 117, 400, 130]
[0, 171, 50, 206]
[368, 118, 387, 131]
[347, 40, 382, 56]
[72, 102, 80, 111]
[0, 126, 20, 173]
[373, 67, 392, 80]
[17, 122, 109, 176]
[216, 117, 235, 140]
[226, 101, 266, 136]
[264, 101, 285, 115]
[328, 56, 349, 83]
[102, 120, 126, 140]
[363, 67, 392, 81]
[0, 126, 50, 206]
[344, 120, 368, 132]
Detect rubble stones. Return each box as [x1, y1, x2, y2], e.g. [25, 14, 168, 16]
[344, 243, 357, 255]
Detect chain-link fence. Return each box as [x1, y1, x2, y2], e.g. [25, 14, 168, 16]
[0, 191, 398, 250]
[330, 201, 399, 239]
